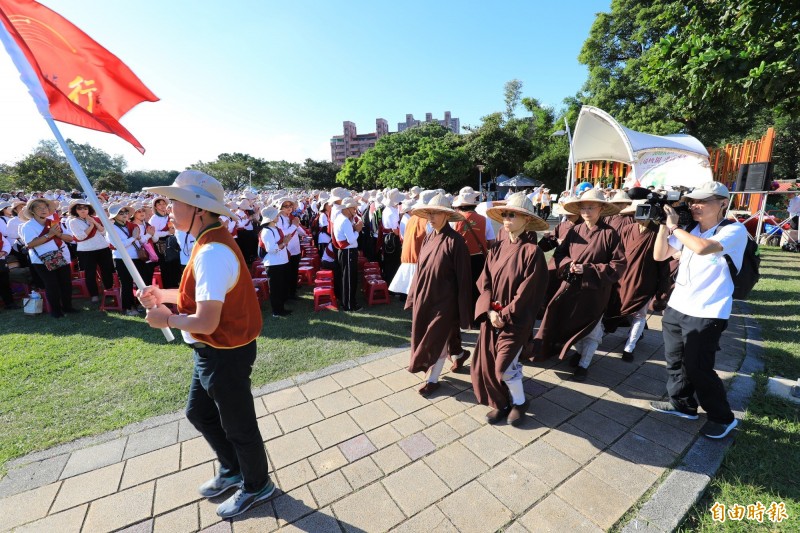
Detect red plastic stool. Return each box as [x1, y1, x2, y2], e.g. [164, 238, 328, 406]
[71, 277, 91, 299]
[250, 260, 263, 277]
[252, 278, 269, 305]
[100, 288, 123, 312]
[253, 264, 267, 278]
[151, 270, 164, 289]
[313, 286, 337, 311]
[297, 266, 316, 286]
[366, 279, 391, 306]
[316, 269, 334, 279]
[364, 262, 380, 271]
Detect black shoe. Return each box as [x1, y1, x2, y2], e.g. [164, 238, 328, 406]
[622, 350, 634, 362]
[568, 352, 581, 368]
[650, 401, 699, 420]
[486, 405, 512, 425]
[572, 366, 588, 382]
[701, 419, 738, 439]
[51, 312, 65, 319]
[507, 399, 530, 427]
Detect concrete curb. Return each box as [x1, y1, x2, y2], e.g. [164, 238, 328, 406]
[621, 302, 764, 532]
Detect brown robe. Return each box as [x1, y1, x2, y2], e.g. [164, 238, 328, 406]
[604, 213, 634, 235]
[532, 220, 627, 360]
[604, 222, 672, 331]
[471, 232, 548, 408]
[538, 219, 580, 318]
[405, 224, 472, 373]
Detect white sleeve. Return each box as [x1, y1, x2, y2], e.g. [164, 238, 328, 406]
[192, 243, 239, 302]
[484, 219, 495, 240]
[714, 223, 748, 272]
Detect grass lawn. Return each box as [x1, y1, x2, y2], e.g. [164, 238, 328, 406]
[0, 290, 411, 473]
[677, 247, 800, 531]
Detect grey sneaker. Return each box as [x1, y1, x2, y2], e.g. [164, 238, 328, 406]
[701, 419, 738, 439]
[650, 401, 699, 420]
[198, 473, 242, 498]
[216, 479, 276, 518]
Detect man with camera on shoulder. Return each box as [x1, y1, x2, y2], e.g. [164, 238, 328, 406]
[651, 181, 748, 439]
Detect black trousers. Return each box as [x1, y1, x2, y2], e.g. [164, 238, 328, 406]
[662, 306, 734, 424]
[114, 258, 146, 310]
[1, 266, 15, 306]
[336, 248, 359, 310]
[266, 263, 290, 314]
[32, 263, 72, 316]
[287, 253, 301, 297]
[185, 340, 269, 492]
[77, 247, 115, 296]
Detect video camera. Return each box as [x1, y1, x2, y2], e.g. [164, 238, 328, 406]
[634, 189, 693, 226]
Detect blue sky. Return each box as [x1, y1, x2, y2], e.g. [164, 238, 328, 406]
[0, 0, 609, 171]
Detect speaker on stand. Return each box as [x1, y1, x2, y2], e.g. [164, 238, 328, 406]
[744, 162, 773, 192]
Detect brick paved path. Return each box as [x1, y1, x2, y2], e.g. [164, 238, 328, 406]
[0, 311, 747, 532]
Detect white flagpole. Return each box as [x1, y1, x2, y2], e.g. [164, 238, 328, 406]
[0, 19, 173, 341]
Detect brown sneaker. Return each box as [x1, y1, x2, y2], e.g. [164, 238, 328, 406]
[507, 400, 530, 427]
[486, 405, 511, 424]
[450, 349, 470, 373]
[418, 382, 441, 397]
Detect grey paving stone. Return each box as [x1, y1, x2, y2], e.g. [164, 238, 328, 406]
[280, 506, 340, 533]
[513, 440, 581, 489]
[631, 415, 697, 455]
[60, 438, 127, 479]
[338, 434, 377, 463]
[423, 441, 488, 490]
[123, 422, 179, 460]
[590, 395, 647, 428]
[398, 432, 436, 460]
[392, 506, 459, 533]
[438, 480, 513, 533]
[178, 418, 202, 442]
[382, 461, 450, 516]
[332, 483, 405, 533]
[519, 494, 604, 532]
[308, 471, 351, 508]
[460, 425, 521, 467]
[568, 409, 628, 445]
[610, 432, 678, 474]
[528, 396, 573, 428]
[0, 454, 68, 498]
[478, 458, 549, 514]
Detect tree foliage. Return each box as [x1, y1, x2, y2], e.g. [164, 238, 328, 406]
[503, 79, 523, 121]
[94, 171, 129, 192]
[642, 1, 800, 116]
[10, 152, 75, 191]
[292, 159, 339, 190]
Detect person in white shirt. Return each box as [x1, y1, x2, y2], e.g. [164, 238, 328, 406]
[381, 189, 403, 287]
[67, 199, 115, 302]
[106, 204, 145, 316]
[316, 201, 332, 256]
[20, 198, 76, 318]
[259, 206, 291, 317]
[274, 197, 302, 299]
[652, 181, 747, 440]
[333, 198, 363, 311]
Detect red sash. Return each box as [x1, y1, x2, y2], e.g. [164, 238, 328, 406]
[259, 227, 284, 250]
[38, 220, 63, 248]
[73, 216, 101, 242]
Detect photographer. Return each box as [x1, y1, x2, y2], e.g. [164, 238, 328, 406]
[651, 181, 747, 439]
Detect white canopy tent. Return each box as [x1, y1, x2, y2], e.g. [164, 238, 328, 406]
[570, 106, 713, 189]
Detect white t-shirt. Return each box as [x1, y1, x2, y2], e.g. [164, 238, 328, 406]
[276, 215, 301, 256]
[667, 221, 748, 319]
[317, 213, 331, 245]
[180, 242, 238, 344]
[382, 205, 400, 231]
[259, 226, 289, 266]
[21, 219, 62, 264]
[174, 230, 195, 266]
[68, 216, 109, 252]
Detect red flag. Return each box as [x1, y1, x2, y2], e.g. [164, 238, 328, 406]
[0, 0, 158, 153]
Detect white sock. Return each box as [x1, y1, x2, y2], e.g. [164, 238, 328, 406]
[505, 378, 526, 405]
[427, 355, 447, 383]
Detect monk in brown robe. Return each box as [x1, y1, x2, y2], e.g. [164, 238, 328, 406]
[405, 194, 472, 396]
[605, 190, 635, 235]
[603, 200, 672, 361]
[472, 193, 549, 426]
[532, 189, 627, 381]
[537, 198, 581, 318]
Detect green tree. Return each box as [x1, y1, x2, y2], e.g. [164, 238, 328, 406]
[504, 79, 523, 121]
[293, 159, 339, 190]
[464, 112, 531, 179]
[264, 160, 300, 190]
[65, 140, 127, 181]
[94, 171, 129, 192]
[125, 169, 180, 192]
[11, 153, 75, 191]
[336, 157, 367, 189]
[192, 153, 270, 191]
[642, 0, 800, 117]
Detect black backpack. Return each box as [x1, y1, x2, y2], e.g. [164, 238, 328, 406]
[685, 219, 760, 300]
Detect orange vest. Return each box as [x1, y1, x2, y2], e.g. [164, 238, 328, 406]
[400, 215, 428, 264]
[453, 211, 487, 255]
[178, 224, 262, 348]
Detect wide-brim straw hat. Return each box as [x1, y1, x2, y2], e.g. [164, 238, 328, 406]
[399, 199, 416, 215]
[68, 198, 95, 217]
[452, 186, 480, 207]
[409, 193, 464, 222]
[340, 197, 358, 209]
[10, 199, 26, 214]
[486, 192, 548, 231]
[260, 206, 279, 223]
[274, 196, 298, 209]
[619, 199, 646, 216]
[330, 187, 351, 202]
[21, 198, 58, 221]
[608, 190, 632, 205]
[383, 189, 404, 207]
[144, 170, 234, 218]
[563, 189, 620, 217]
[0, 201, 12, 213]
[107, 203, 129, 218]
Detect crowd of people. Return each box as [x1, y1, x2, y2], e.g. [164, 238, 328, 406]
[0, 174, 747, 517]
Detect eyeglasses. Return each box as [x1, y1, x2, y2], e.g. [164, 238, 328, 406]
[76, 205, 89, 210]
[281, 204, 293, 208]
[500, 212, 516, 219]
[687, 198, 716, 206]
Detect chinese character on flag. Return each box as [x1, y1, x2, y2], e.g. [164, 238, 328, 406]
[0, 0, 158, 153]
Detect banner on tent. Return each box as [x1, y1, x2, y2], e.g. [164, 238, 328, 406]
[624, 151, 713, 189]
